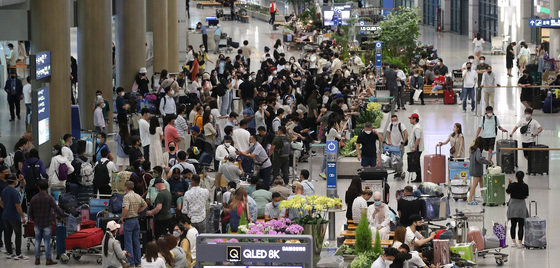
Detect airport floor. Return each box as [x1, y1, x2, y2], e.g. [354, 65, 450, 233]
[0, 7, 559, 267]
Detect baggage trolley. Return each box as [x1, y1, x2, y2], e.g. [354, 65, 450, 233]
[452, 69, 463, 89]
[447, 158, 470, 201]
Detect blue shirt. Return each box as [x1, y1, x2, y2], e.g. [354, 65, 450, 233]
[200, 25, 207, 35]
[479, 114, 501, 138]
[116, 96, 127, 115]
[95, 143, 110, 162]
[168, 178, 189, 195]
[1, 186, 21, 221]
[243, 106, 256, 129]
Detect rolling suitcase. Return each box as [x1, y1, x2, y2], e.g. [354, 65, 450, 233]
[443, 89, 456, 104]
[496, 133, 517, 169]
[466, 226, 484, 251]
[206, 202, 223, 233]
[424, 145, 446, 184]
[89, 199, 109, 221]
[528, 144, 549, 175]
[56, 224, 66, 258]
[433, 239, 451, 265]
[483, 173, 506, 206]
[77, 184, 94, 206]
[97, 216, 120, 232]
[359, 168, 389, 203]
[524, 200, 547, 249]
[65, 228, 104, 250]
[419, 196, 450, 220]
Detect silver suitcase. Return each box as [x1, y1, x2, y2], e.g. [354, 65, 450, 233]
[524, 200, 547, 249]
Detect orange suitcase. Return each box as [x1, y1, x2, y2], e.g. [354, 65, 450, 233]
[424, 145, 446, 184]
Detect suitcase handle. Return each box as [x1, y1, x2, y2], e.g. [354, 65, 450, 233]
[529, 200, 537, 217]
[436, 144, 442, 155]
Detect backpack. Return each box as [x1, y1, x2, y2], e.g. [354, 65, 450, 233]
[58, 192, 78, 213]
[79, 160, 95, 186]
[197, 51, 206, 66]
[25, 159, 42, 187]
[482, 114, 498, 135]
[56, 159, 70, 181]
[280, 137, 291, 157]
[108, 193, 124, 214]
[93, 160, 111, 188]
[390, 123, 408, 146]
[4, 150, 19, 173]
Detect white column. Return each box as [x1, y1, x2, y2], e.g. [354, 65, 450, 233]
[550, 0, 560, 58]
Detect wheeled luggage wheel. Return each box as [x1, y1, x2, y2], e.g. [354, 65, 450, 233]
[72, 253, 82, 261]
[495, 258, 504, 266]
[60, 253, 70, 264]
[97, 258, 102, 264]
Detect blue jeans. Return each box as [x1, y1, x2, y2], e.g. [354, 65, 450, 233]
[123, 218, 141, 266]
[462, 87, 475, 111]
[220, 90, 232, 116]
[361, 156, 377, 167]
[34, 225, 52, 259]
[199, 152, 213, 167]
[25, 103, 31, 125]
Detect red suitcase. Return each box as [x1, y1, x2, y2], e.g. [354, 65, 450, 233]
[443, 89, 456, 104]
[80, 219, 97, 229]
[65, 228, 104, 250]
[424, 145, 446, 184]
[24, 221, 56, 238]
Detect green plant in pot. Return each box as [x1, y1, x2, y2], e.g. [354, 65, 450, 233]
[280, 195, 342, 257]
[351, 225, 385, 268]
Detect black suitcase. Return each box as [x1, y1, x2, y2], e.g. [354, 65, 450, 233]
[77, 185, 94, 205]
[206, 203, 223, 233]
[496, 133, 518, 168]
[359, 167, 388, 180]
[359, 168, 389, 203]
[501, 153, 515, 174]
[526, 64, 539, 74]
[528, 144, 549, 175]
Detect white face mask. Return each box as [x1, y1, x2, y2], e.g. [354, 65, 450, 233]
[369, 75, 374, 79]
[224, 142, 231, 147]
[290, 60, 295, 64]
[413, 74, 419, 77]
[119, 92, 124, 97]
[170, 90, 175, 95]
[479, 60, 485, 64]
[469, 59, 474, 63]
[384, 260, 393, 266]
[364, 130, 372, 134]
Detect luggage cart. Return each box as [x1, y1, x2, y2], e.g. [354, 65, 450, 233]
[491, 36, 505, 55]
[452, 69, 463, 89]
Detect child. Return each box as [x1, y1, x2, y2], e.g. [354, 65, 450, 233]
[432, 70, 445, 103]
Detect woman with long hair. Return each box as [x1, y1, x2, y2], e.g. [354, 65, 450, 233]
[345, 177, 363, 220]
[156, 237, 174, 267]
[114, 123, 131, 170]
[162, 234, 188, 268]
[202, 110, 217, 144]
[438, 123, 465, 159]
[174, 224, 194, 267]
[101, 221, 128, 268]
[225, 188, 249, 232]
[391, 226, 407, 249]
[140, 241, 165, 268]
[506, 171, 529, 248]
[149, 116, 165, 168]
[518, 42, 531, 74]
[467, 136, 492, 205]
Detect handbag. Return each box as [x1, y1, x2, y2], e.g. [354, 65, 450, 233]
[520, 119, 531, 134]
[413, 89, 422, 101]
[450, 146, 456, 155]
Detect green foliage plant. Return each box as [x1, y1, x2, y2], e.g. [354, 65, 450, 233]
[355, 212, 372, 254]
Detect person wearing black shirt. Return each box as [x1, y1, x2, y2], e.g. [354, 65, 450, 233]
[265, 98, 276, 132]
[356, 123, 383, 168]
[239, 74, 257, 103]
[397, 186, 422, 226]
[506, 171, 529, 247]
[0, 142, 7, 166]
[128, 136, 144, 167]
[4, 72, 23, 121]
[506, 41, 516, 77]
[433, 58, 449, 76]
[517, 70, 534, 109]
[135, 68, 150, 96]
[256, 127, 273, 149]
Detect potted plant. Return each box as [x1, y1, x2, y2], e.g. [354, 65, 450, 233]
[280, 195, 342, 257]
[350, 229, 385, 268]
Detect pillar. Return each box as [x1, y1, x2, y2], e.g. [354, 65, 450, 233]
[441, 0, 451, 31]
[30, 0, 71, 160]
[150, 0, 168, 73]
[168, 0, 180, 73]
[550, 0, 560, 58]
[116, 0, 146, 92]
[518, 0, 532, 43]
[77, 0, 113, 131]
[468, 0, 479, 37]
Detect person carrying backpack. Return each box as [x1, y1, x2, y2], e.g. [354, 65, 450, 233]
[68, 140, 94, 196]
[93, 148, 118, 195]
[475, 106, 507, 162]
[5, 137, 30, 175]
[20, 149, 48, 203]
[270, 126, 291, 184]
[47, 145, 74, 190]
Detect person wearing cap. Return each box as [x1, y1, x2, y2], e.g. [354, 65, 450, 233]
[405, 214, 436, 250]
[0, 174, 27, 260]
[408, 113, 424, 183]
[356, 122, 383, 168]
[135, 67, 150, 96]
[146, 178, 174, 238]
[121, 181, 147, 267]
[217, 152, 244, 188]
[101, 220, 128, 268]
[94, 97, 107, 134]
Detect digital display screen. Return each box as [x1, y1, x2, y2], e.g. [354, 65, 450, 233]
[37, 87, 50, 145]
[35, 51, 51, 80]
[323, 9, 350, 26]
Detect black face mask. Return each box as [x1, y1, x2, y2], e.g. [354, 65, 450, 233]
[415, 224, 425, 231]
[467, 67, 471, 70]
[487, 71, 492, 74]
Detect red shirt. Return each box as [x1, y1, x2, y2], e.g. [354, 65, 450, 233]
[433, 75, 445, 86]
[164, 124, 180, 152]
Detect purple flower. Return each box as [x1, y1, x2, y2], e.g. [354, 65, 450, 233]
[285, 224, 304, 234]
[227, 239, 239, 243]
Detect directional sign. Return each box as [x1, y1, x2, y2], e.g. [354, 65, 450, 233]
[35, 51, 51, 80]
[326, 141, 338, 153]
[37, 87, 50, 145]
[529, 18, 560, 28]
[375, 42, 382, 49]
[376, 53, 382, 68]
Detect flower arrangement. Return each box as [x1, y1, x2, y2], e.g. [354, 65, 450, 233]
[237, 218, 305, 235]
[211, 238, 240, 243]
[279, 195, 343, 225]
[366, 102, 382, 112]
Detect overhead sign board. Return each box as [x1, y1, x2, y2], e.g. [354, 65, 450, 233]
[528, 18, 560, 28]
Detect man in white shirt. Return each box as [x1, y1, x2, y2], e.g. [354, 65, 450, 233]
[271, 108, 284, 133]
[408, 113, 424, 183]
[94, 99, 106, 134]
[370, 248, 399, 268]
[168, 151, 196, 177]
[182, 175, 209, 233]
[395, 66, 407, 110]
[510, 108, 543, 160]
[233, 119, 253, 174]
[264, 192, 285, 220]
[23, 76, 32, 125]
[331, 53, 342, 74]
[61, 134, 74, 162]
[215, 136, 235, 167]
[159, 87, 177, 125]
[480, 65, 499, 108]
[462, 61, 478, 113]
[405, 215, 435, 251]
[397, 244, 428, 268]
[138, 108, 151, 162]
[387, 115, 408, 146]
[299, 169, 315, 196]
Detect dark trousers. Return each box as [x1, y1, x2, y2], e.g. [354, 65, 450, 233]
[396, 86, 405, 108]
[192, 219, 207, 233]
[94, 184, 112, 196]
[8, 95, 20, 120]
[273, 157, 290, 184]
[202, 34, 208, 52]
[259, 166, 272, 189]
[412, 151, 422, 181]
[154, 218, 173, 239]
[143, 145, 150, 165]
[246, 58, 251, 72]
[522, 142, 535, 158]
[510, 218, 525, 240]
[269, 12, 276, 25]
[3, 220, 22, 256]
[240, 155, 254, 175]
[409, 88, 425, 105]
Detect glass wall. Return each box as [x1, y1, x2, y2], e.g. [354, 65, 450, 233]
[395, 0, 414, 8]
[479, 0, 498, 41]
[450, 0, 467, 35]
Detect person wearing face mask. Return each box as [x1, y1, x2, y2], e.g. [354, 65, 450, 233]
[242, 98, 257, 135]
[397, 186, 422, 227]
[174, 224, 194, 267]
[95, 132, 111, 162]
[433, 58, 448, 76]
[331, 52, 342, 74]
[405, 215, 436, 251]
[367, 191, 392, 240]
[480, 65, 499, 107]
[120, 181, 147, 268]
[438, 123, 465, 159]
[94, 98, 107, 134]
[517, 70, 534, 109]
[462, 62, 478, 114]
[238, 135, 272, 188]
[461, 55, 477, 70]
[47, 145, 75, 189]
[356, 122, 384, 168]
[160, 87, 177, 126]
[264, 192, 285, 220]
[215, 136, 235, 167]
[4, 71, 23, 122]
[510, 108, 543, 160]
[61, 133, 74, 162]
[370, 247, 399, 268]
[474, 106, 507, 162]
[409, 70, 425, 105]
[146, 178, 174, 238]
[363, 70, 376, 96]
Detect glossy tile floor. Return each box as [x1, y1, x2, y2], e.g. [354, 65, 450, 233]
[1, 7, 559, 267]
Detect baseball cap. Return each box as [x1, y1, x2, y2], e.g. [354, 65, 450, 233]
[154, 178, 165, 185]
[139, 67, 147, 74]
[408, 113, 419, 119]
[106, 220, 121, 231]
[189, 125, 201, 133]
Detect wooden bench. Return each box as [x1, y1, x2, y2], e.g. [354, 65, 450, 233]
[347, 220, 354, 224]
[273, 21, 286, 30]
[347, 224, 357, 230]
[423, 85, 444, 96]
[341, 230, 395, 238]
[238, 14, 249, 23]
[196, 1, 223, 8]
[344, 239, 393, 247]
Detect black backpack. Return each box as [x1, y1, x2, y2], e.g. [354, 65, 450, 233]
[390, 122, 408, 146]
[93, 160, 111, 188]
[25, 160, 42, 188]
[279, 136, 291, 158]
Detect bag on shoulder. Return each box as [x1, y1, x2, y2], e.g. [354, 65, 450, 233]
[108, 193, 124, 214]
[93, 160, 111, 187]
[280, 137, 291, 158]
[25, 160, 42, 186]
[5, 151, 18, 173]
[56, 161, 70, 181]
[520, 119, 531, 134]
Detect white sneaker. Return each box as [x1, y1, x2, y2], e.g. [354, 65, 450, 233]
[518, 242, 525, 248]
[511, 242, 518, 248]
[14, 255, 28, 260]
